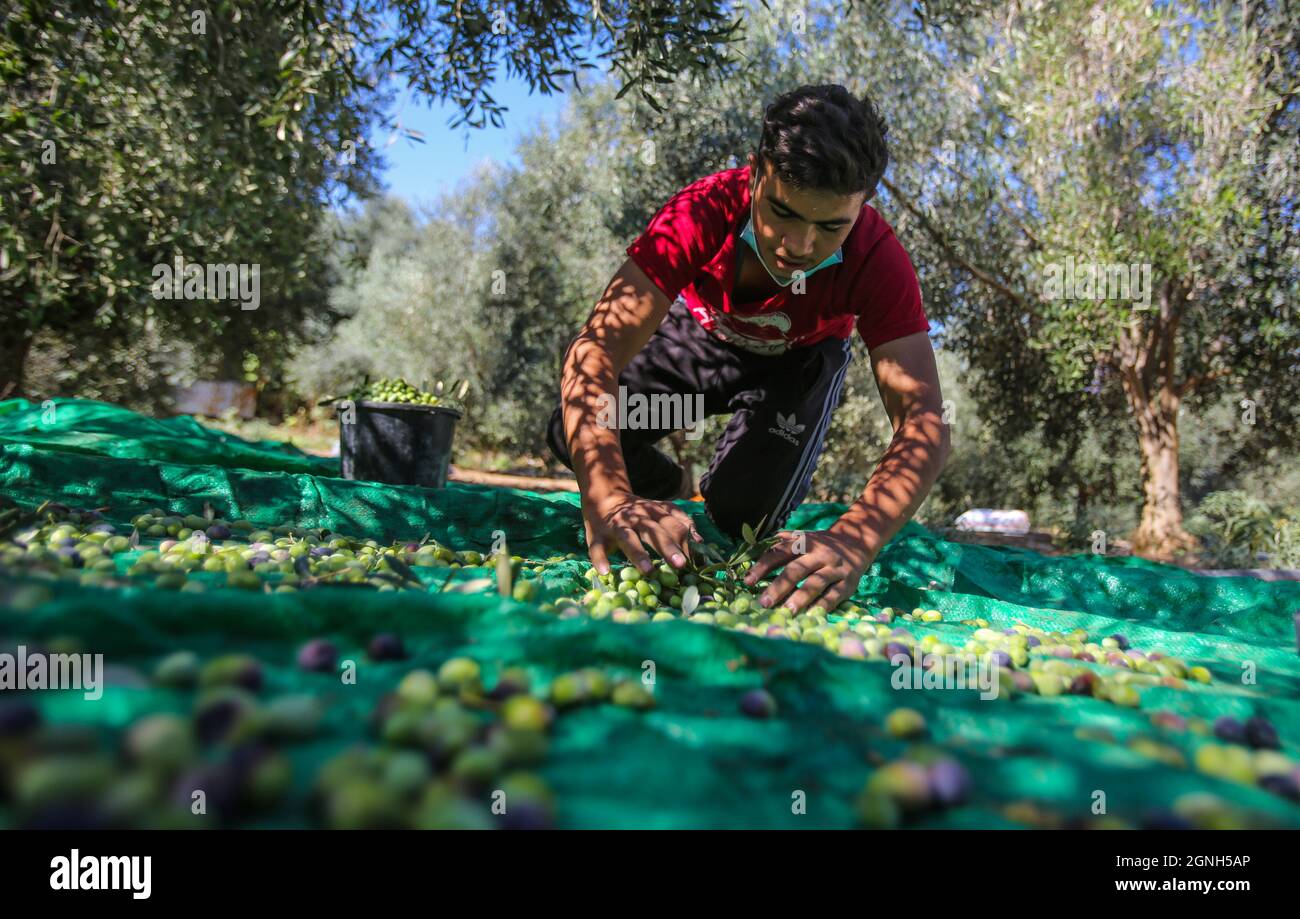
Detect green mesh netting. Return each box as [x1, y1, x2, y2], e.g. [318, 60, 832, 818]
[2, 397, 1299, 829]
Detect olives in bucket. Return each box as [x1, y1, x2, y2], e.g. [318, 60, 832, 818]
[349, 376, 470, 413]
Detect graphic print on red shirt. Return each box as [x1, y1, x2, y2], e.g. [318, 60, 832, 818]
[625, 165, 929, 355]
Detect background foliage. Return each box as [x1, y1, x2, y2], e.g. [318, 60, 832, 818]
[7, 0, 1296, 561]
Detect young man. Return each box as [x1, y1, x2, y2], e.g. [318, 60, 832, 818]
[547, 84, 950, 613]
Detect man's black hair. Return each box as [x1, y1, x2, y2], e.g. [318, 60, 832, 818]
[755, 84, 890, 199]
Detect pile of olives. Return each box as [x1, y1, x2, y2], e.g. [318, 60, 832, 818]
[0, 502, 1240, 721]
[544, 561, 1232, 714]
[0, 643, 653, 829]
[0, 501, 565, 597]
[350, 376, 469, 413]
[5, 500, 1294, 824]
[546, 557, 884, 634]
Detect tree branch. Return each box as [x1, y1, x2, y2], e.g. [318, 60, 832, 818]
[1118, 322, 1152, 420]
[1259, 82, 1297, 140]
[935, 158, 1044, 250]
[880, 176, 1029, 308]
[1177, 367, 1232, 398]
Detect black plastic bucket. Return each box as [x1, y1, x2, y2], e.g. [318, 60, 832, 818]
[338, 400, 462, 488]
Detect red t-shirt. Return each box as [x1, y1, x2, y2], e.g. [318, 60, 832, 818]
[626, 165, 929, 354]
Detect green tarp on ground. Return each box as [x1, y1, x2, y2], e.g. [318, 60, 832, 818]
[1, 398, 1298, 828]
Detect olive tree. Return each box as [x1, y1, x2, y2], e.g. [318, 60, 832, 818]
[1, 0, 751, 398]
[288, 181, 514, 429]
[849, 0, 1299, 558]
[0, 0, 384, 400]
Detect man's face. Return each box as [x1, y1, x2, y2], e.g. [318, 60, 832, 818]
[748, 154, 866, 278]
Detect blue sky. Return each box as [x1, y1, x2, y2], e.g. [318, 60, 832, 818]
[369, 74, 575, 207]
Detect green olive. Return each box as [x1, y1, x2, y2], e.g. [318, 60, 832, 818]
[611, 681, 655, 709]
[437, 657, 481, 690]
[885, 707, 928, 739]
[501, 696, 551, 732]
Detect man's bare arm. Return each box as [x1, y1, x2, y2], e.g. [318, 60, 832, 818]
[561, 257, 671, 506]
[560, 257, 695, 571]
[745, 330, 950, 611]
[829, 330, 951, 555]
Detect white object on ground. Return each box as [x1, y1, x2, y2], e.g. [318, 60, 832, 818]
[953, 509, 1031, 535]
[172, 381, 257, 419]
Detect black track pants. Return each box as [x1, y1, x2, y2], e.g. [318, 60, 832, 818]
[546, 296, 853, 539]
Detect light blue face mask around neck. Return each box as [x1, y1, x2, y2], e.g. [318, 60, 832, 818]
[739, 184, 844, 287]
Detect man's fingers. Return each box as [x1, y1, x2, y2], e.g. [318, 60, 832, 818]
[662, 516, 695, 567]
[640, 508, 696, 567]
[818, 582, 853, 612]
[639, 522, 680, 569]
[588, 536, 611, 575]
[786, 572, 837, 614]
[745, 543, 797, 585]
[643, 510, 693, 568]
[759, 557, 815, 607]
[662, 537, 690, 570]
[614, 527, 653, 573]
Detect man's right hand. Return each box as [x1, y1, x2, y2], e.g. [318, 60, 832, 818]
[583, 490, 700, 576]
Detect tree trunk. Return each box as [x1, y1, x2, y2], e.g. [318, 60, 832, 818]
[1118, 293, 1199, 561]
[0, 327, 33, 400]
[1131, 397, 1195, 559]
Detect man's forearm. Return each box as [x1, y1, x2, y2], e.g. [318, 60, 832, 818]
[561, 331, 633, 504]
[829, 409, 950, 557]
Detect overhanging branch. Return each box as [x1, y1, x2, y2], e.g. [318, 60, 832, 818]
[880, 176, 1029, 309]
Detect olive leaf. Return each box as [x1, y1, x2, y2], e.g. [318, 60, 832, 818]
[736, 535, 780, 565]
[11, 526, 41, 546]
[680, 584, 700, 616]
[128, 527, 140, 549]
[203, 501, 215, 521]
[0, 507, 26, 539]
[384, 553, 424, 587]
[693, 541, 726, 567]
[727, 515, 771, 564]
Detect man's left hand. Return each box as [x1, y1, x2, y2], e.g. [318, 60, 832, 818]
[742, 527, 875, 613]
